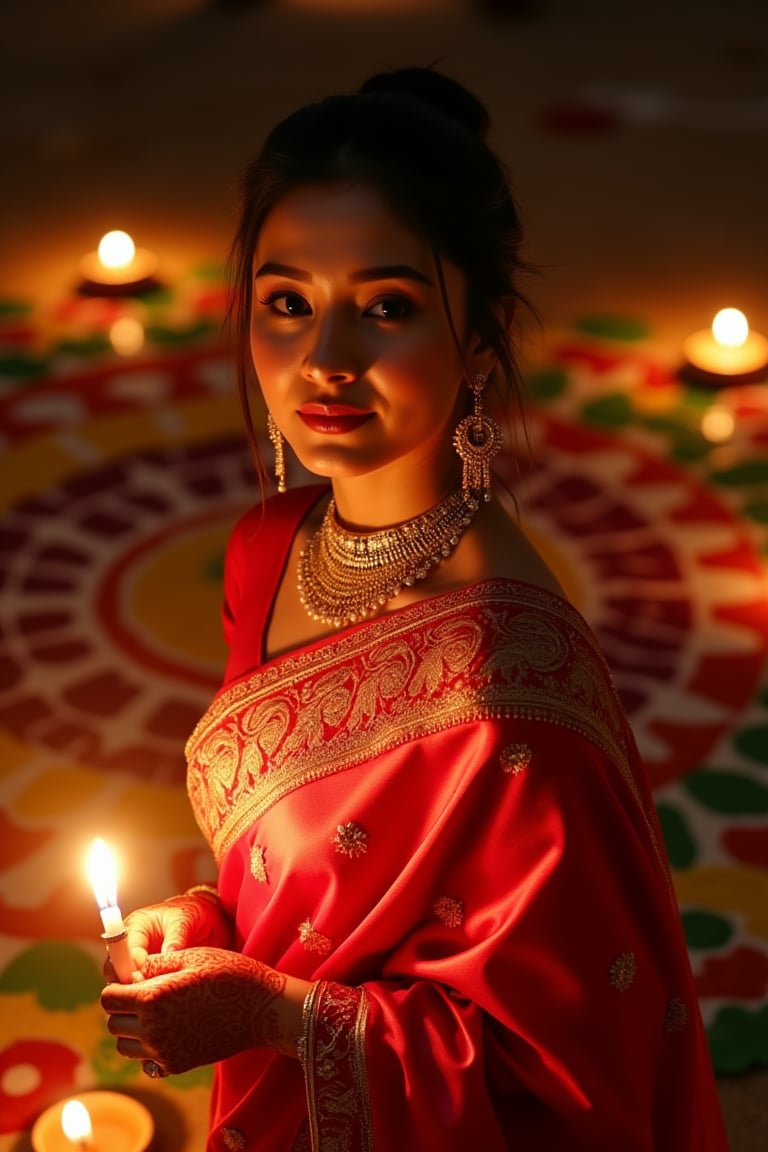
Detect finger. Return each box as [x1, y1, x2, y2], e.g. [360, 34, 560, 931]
[160, 933, 186, 953]
[122, 916, 157, 962]
[107, 1013, 143, 1040]
[116, 1037, 149, 1060]
[129, 944, 150, 968]
[101, 982, 139, 1013]
[142, 951, 187, 978]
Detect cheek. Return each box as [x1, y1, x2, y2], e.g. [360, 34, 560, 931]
[249, 323, 274, 369]
[393, 339, 467, 411]
[249, 327, 293, 390]
[249, 338, 265, 384]
[376, 327, 465, 382]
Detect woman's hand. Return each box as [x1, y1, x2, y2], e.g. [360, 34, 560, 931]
[106, 892, 233, 979]
[101, 948, 298, 1074]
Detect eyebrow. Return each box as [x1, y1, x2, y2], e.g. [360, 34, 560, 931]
[254, 261, 434, 287]
[254, 261, 312, 283]
[350, 265, 434, 287]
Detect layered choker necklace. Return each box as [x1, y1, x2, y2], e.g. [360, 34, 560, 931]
[297, 488, 479, 628]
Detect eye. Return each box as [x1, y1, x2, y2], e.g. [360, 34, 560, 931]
[259, 291, 311, 317]
[365, 295, 414, 321]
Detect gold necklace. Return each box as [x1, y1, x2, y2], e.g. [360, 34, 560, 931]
[297, 488, 478, 627]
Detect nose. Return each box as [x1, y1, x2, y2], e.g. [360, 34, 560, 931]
[301, 308, 360, 386]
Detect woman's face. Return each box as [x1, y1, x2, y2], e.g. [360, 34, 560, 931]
[250, 182, 481, 490]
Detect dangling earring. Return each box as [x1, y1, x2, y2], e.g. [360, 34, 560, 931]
[267, 413, 286, 493]
[452, 372, 503, 504]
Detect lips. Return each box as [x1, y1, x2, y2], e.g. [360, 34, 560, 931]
[299, 403, 370, 417]
[297, 402, 375, 434]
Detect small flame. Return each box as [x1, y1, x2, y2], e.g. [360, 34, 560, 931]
[97, 230, 135, 269]
[61, 1099, 93, 1144]
[712, 308, 749, 349]
[86, 838, 118, 910]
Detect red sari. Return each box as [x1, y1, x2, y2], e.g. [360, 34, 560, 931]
[186, 486, 727, 1152]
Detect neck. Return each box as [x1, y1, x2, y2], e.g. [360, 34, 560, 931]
[330, 453, 462, 532]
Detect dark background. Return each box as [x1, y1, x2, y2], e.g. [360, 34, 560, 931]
[1, 1, 766, 1146]
[1, 0, 767, 357]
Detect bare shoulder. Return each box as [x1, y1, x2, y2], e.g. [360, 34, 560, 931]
[489, 500, 564, 594]
[442, 498, 566, 598]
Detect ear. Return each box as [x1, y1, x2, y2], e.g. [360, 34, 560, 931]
[465, 302, 514, 380]
[465, 331, 498, 382]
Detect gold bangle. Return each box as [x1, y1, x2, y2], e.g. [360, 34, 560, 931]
[184, 883, 221, 905]
[297, 980, 322, 1069]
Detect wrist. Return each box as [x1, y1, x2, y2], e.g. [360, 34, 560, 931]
[247, 966, 311, 1059]
[184, 883, 221, 907]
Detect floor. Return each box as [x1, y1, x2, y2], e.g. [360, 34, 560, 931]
[1, 0, 767, 1148]
[2, 0, 768, 344]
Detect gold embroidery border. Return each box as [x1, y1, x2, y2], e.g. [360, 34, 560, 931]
[187, 581, 655, 865]
[188, 581, 598, 745]
[304, 981, 372, 1152]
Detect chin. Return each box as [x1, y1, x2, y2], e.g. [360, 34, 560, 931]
[294, 446, 382, 482]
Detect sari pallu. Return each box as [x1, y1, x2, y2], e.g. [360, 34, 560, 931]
[185, 498, 727, 1152]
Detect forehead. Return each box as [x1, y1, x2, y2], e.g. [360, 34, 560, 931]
[254, 182, 433, 268]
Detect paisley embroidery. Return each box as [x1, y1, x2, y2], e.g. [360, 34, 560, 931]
[187, 583, 646, 867]
[303, 981, 372, 1152]
[485, 611, 571, 677]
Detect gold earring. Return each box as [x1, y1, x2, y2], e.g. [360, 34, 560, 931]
[452, 372, 503, 503]
[267, 413, 286, 493]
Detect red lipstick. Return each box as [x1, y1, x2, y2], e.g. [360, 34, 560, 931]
[297, 403, 374, 434]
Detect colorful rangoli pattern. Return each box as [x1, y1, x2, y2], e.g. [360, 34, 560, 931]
[0, 287, 766, 1142]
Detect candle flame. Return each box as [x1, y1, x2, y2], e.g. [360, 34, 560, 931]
[712, 308, 749, 349]
[87, 838, 119, 910]
[97, 230, 136, 269]
[61, 1099, 93, 1143]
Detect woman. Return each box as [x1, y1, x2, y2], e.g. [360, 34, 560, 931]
[102, 68, 728, 1151]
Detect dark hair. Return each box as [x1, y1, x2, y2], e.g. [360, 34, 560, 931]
[228, 66, 534, 483]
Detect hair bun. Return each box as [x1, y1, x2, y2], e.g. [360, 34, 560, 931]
[359, 67, 490, 140]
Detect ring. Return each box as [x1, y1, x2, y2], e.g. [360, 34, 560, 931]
[142, 1059, 168, 1079]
